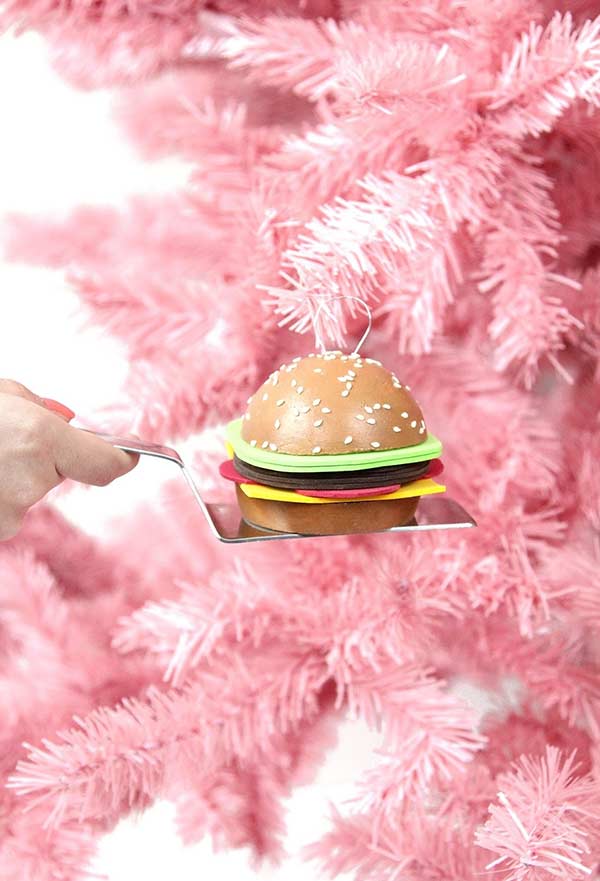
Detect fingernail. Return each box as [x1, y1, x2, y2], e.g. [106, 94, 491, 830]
[42, 398, 76, 421]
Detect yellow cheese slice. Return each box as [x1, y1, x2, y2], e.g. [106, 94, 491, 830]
[239, 478, 446, 505]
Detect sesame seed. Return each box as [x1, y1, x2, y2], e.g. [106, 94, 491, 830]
[313, 419, 323, 427]
[355, 414, 365, 421]
[276, 399, 285, 406]
[348, 370, 356, 378]
[244, 413, 250, 420]
[371, 441, 380, 448]
[262, 441, 269, 448]
[272, 374, 279, 386]
[269, 443, 277, 451]
[419, 426, 425, 434]
[349, 353, 359, 359]
[292, 357, 301, 363]
[312, 446, 321, 453]
[411, 420, 417, 428]
[293, 407, 300, 416]
[383, 404, 391, 410]
[344, 435, 353, 444]
[297, 386, 304, 394]
[367, 417, 376, 425]
[401, 411, 409, 418]
[405, 385, 411, 390]
[300, 405, 311, 413]
[373, 403, 381, 410]
[322, 407, 332, 414]
[364, 406, 373, 413]
[314, 368, 324, 374]
[393, 426, 401, 432]
[274, 419, 281, 429]
[341, 390, 350, 397]
[312, 398, 321, 406]
[246, 397, 252, 404]
[346, 382, 353, 390]
[262, 393, 269, 401]
[291, 379, 297, 387]
[250, 439, 257, 446]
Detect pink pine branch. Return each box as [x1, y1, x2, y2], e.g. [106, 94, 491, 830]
[542, 543, 600, 628]
[112, 560, 277, 687]
[576, 436, 600, 526]
[335, 662, 485, 805]
[476, 747, 600, 879]
[219, 16, 363, 101]
[264, 171, 437, 343]
[332, 33, 467, 117]
[488, 275, 582, 386]
[114, 537, 471, 690]
[9, 647, 329, 828]
[374, 234, 460, 355]
[261, 114, 429, 225]
[514, 635, 600, 736]
[174, 762, 288, 860]
[353, 698, 485, 821]
[173, 693, 339, 860]
[308, 799, 487, 880]
[479, 157, 581, 385]
[115, 77, 284, 162]
[0, 799, 101, 881]
[265, 140, 504, 350]
[486, 12, 600, 139]
[481, 709, 595, 778]
[306, 807, 414, 880]
[0, 0, 211, 87]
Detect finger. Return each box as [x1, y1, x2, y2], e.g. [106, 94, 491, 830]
[52, 425, 139, 486]
[0, 378, 45, 407]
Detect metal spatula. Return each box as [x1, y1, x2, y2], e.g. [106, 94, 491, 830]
[94, 432, 476, 543]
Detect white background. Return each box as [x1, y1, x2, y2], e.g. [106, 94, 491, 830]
[0, 31, 380, 879]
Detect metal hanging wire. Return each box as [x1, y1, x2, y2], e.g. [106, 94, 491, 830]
[313, 296, 373, 355]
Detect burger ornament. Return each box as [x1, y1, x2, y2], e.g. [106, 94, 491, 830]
[220, 350, 446, 536]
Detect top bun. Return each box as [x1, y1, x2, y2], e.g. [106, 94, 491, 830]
[241, 351, 427, 456]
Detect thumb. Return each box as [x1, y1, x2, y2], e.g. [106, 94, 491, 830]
[53, 423, 139, 486]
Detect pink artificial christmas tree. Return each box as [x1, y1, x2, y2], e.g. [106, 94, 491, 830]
[2, 1, 600, 878]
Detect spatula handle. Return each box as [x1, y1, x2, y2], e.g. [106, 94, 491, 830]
[87, 431, 220, 539]
[88, 432, 184, 465]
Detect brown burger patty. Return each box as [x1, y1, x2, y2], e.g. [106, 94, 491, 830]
[235, 485, 420, 535]
[232, 455, 432, 490]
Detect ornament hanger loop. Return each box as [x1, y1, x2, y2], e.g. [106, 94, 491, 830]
[313, 296, 373, 356]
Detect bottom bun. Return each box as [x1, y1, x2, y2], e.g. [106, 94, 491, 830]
[235, 485, 419, 536]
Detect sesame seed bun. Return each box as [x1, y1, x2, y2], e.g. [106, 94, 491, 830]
[241, 351, 426, 456]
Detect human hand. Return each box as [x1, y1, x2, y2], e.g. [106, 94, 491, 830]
[0, 379, 139, 540]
